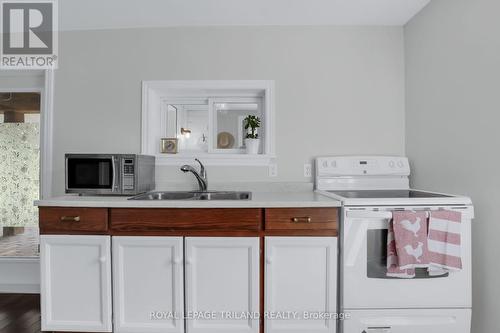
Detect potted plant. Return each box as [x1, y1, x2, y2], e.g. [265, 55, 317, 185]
[243, 115, 261, 154]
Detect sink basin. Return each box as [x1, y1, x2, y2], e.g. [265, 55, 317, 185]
[129, 191, 252, 201]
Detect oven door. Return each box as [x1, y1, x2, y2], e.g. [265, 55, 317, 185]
[342, 206, 473, 310]
[66, 155, 119, 194]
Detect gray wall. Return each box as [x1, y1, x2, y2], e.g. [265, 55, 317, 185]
[405, 0, 500, 331]
[53, 26, 405, 193]
[0, 71, 44, 90]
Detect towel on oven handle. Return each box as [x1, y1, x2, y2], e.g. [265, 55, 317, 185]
[387, 211, 429, 278]
[427, 210, 463, 273]
[387, 210, 462, 278]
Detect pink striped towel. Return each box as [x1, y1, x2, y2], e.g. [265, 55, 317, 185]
[387, 210, 462, 278]
[427, 210, 462, 275]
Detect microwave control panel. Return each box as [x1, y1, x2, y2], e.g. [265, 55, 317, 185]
[122, 158, 135, 190]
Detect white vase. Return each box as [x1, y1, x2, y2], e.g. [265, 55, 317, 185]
[245, 138, 260, 154]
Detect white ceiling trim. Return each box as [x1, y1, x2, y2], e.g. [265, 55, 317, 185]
[59, 0, 431, 31]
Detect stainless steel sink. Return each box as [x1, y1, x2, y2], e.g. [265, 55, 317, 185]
[128, 191, 252, 201]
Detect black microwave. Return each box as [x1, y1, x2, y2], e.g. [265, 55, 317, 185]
[65, 154, 155, 195]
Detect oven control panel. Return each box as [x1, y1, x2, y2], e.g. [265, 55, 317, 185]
[316, 156, 410, 177]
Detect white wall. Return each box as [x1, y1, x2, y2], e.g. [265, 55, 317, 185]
[52, 26, 405, 194]
[405, 1, 500, 331]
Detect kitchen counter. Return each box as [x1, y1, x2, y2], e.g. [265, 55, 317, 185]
[35, 191, 341, 208]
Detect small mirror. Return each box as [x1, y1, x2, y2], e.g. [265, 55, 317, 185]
[210, 98, 263, 153]
[164, 102, 209, 153]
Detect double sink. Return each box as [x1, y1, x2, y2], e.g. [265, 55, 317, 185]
[130, 159, 251, 201]
[129, 191, 252, 201]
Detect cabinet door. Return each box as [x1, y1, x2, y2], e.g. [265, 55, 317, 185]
[40, 235, 112, 332]
[113, 236, 184, 333]
[185, 237, 260, 333]
[265, 237, 337, 333]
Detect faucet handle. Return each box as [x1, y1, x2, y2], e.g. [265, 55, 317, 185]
[194, 158, 206, 177]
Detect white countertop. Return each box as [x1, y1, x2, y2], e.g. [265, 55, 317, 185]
[35, 191, 341, 208]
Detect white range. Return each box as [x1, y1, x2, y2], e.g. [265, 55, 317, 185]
[315, 156, 473, 333]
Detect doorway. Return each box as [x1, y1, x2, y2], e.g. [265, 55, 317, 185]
[0, 92, 41, 257]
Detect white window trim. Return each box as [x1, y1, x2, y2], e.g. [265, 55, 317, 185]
[141, 80, 276, 166]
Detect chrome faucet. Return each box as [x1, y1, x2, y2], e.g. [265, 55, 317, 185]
[180, 158, 208, 192]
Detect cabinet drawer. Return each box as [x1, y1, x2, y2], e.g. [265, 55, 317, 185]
[110, 208, 262, 233]
[39, 207, 109, 233]
[265, 208, 338, 230]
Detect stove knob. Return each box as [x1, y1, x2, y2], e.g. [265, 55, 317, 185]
[330, 160, 337, 168]
[398, 161, 404, 168]
[322, 160, 328, 168]
[389, 161, 395, 168]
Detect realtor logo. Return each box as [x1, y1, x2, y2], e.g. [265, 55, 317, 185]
[0, 0, 58, 69]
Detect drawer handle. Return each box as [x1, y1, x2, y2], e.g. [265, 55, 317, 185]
[60, 216, 80, 222]
[292, 216, 312, 223]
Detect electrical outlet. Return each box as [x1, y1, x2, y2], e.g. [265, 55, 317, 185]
[304, 163, 312, 177]
[269, 163, 278, 177]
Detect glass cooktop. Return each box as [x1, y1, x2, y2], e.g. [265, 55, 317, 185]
[329, 190, 452, 199]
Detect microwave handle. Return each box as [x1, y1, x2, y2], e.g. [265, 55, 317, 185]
[112, 156, 117, 192]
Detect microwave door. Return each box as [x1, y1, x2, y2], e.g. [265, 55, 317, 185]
[66, 156, 117, 192]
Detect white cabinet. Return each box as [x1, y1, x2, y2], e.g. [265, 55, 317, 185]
[112, 236, 184, 333]
[265, 237, 337, 333]
[185, 237, 260, 333]
[40, 235, 112, 332]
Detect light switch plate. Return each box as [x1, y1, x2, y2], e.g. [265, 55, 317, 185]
[304, 163, 312, 177]
[269, 163, 278, 177]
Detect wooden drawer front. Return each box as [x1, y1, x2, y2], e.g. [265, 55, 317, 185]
[39, 207, 109, 233]
[265, 208, 338, 230]
[110, 208, 262, 233]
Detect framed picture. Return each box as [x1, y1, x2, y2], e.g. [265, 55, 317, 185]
[160, 138, 178, 154]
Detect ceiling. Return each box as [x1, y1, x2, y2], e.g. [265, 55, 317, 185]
[59, 0, 431, 31]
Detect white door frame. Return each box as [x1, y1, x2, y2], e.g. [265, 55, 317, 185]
[0, 70, 54, 293]
[41, 69, 55, 199]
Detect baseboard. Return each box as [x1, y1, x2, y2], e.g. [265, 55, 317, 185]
[0, 257, 40, 294]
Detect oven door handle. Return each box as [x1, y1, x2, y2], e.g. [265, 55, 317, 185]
[346, 211, 393, 219]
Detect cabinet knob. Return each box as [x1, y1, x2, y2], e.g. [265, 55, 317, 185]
[99, 256, 106, 263]
[173, 258, 182, 265]
[186, 258, 193, 265]
[292, 216, 312, 223]
[266, 257, 273, 264]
